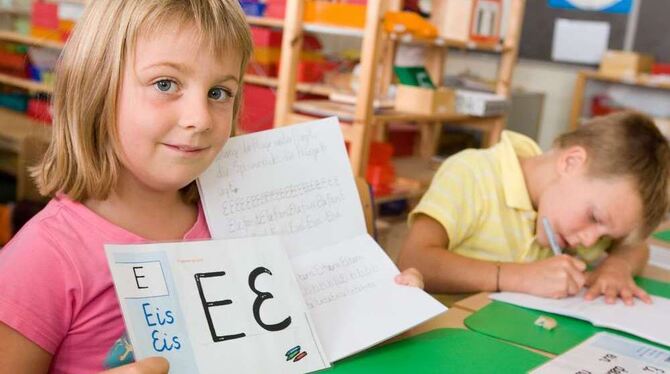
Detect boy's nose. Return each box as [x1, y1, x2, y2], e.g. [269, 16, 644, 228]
[578, 226, 600, 247]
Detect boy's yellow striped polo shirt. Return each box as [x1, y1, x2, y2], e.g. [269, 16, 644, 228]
[409, 131, 607, 263]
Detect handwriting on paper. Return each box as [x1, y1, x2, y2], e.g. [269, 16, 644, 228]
[295, 255, 383, 309]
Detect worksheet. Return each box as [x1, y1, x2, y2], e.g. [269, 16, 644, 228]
[532, 332, 670, 374]
[492, 290, 670, 347]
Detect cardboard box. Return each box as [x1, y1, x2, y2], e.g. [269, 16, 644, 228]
[599, 50, 654, 77]
[455, 90, 508, 117]
[394, 85, 455, 115]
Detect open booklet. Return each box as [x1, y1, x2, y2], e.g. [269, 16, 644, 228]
[105, 117, 446, 373]
[491, 290, 670, 347]
[197, 117, 446, 361]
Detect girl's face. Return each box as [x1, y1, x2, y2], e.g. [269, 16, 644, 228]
[535, 147, 643, 249]
[116, 21, 241, 193]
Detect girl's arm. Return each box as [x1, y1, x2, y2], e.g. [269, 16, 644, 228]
[584, 241, 652, 305]
[397, 214, 587, 298]
[0, 322, 51, 373]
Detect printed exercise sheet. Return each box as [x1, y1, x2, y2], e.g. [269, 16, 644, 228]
[106, 237, 329, 374]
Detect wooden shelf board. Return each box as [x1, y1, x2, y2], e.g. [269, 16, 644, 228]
[0, 30, 64, 49]
[583, 70, 670, 91]
[244, 75, 340, 96]
[0, 73, 53, 93]
[0, 108, 52, 152]
[386, 34, 508, 53]
[246, 16, 284, 28]
[303, 23, 364, 38]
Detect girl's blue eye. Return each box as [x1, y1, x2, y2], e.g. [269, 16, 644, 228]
[155, 80, 174, 92]
[209, 87, 232, 101]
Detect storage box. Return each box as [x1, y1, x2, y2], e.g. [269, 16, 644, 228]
[430, 0, 501, 43]
[599, 50, 654, 77]
[455, 90, 508, 117]
[394, 85, 455, 115]
[304, 0, 366, 29]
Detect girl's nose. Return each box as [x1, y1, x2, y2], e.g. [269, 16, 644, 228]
[179, 95, 212, 131]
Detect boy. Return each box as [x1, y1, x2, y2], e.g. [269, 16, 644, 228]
[397, 111, 670, 305]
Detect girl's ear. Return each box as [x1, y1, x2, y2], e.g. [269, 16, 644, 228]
[557, 145, 588, 176]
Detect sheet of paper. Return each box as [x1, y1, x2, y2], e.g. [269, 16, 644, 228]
[197, 117, 447, 361]
[198, 117, 365, 258]
[650, 245, 670, 271]
[532, 332, 670, 374]
[106, 238, 329, 374]
[551, 18, 610, 64]
[491, 291, 670, 347]
[291, 234, 447, 361]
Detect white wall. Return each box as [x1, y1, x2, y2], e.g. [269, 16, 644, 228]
[443, 51, 583, 150]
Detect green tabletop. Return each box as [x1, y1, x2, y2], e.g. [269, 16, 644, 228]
[323, 328, 548, 374]
[465, 277, 670, 355]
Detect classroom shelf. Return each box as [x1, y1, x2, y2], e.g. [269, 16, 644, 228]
[292, 99, 501, 125]
[386, 34, 508, 53]
[0, 30, 65, 49]
[373, 157, 438, 205]
[245, 15, 364, 38]
[244, 74, 344, 97]
[582, 70, 670, 91]
[0, 108, 51, 154]
[0, 73, 53, 93]
[246, 15, 284, 28]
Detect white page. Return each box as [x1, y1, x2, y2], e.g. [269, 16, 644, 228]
[106, 238, 329, 374]
[198, 117, 365, 258]
[532, 332, 670, 374]
[551, 18, 610, 64]
[492, 291, 670, 347]
[197, 117, 446, 361]
[650, 245, 670, 271]
[291, 234, 447, 361]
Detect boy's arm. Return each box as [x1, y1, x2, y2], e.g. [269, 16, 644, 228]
[584, 241, 652, 305]
[0, 322, 52, 373]
[397, 214, 588, 297]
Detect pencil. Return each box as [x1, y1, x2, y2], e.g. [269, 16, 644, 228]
[541, 216, 562, 256]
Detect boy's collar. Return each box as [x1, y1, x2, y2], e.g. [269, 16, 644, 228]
[497, 131, 542, 211]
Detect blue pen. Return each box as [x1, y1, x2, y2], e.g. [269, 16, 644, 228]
[541, 216, 562, 256]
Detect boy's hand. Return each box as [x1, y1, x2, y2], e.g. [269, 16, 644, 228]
[584, 257, 652, 305]
[99, 357, 169, 374]
[395, 267, 424, 289]
[515, 255, 586, 298]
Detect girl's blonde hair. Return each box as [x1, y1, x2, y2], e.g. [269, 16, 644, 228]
[555, 111, 670, 240]
[32, 0, 252, 202]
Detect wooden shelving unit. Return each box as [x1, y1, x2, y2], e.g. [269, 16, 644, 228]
[271, 0, 526, 207]
[568, 70, 670, 130]
[0, 30, 64, 49]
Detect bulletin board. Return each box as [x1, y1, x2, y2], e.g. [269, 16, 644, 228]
[517, 1, 628, 63]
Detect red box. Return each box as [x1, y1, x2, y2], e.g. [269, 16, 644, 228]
[246, 61, 278, 77]
[652, 63, 670, 76]
[240, 84, 275, 133]
[251, 27, 283, 48]
[32, 2, 59, 29]
[297, 61, 325, 83]
[27, 98, 52, 123]
[387, 123, 418, 157]
[265, 0, 286, 19]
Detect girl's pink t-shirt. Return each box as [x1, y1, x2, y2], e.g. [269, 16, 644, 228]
[0, 194, 210, 373]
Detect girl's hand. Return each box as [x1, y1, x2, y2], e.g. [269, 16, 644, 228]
[513, 255, 586, 298]
[395, 267, 424, 289]
[99, 357, 169, 374]
[584, 257, 652, 305]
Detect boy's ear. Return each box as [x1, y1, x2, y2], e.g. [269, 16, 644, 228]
[557, 146, 588, 175]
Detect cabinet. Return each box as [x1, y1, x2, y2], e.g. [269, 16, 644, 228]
[569, 70, 670, 132]
[266, 0, 525, 200]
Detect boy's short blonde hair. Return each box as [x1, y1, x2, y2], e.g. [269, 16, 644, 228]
[32, 0, 252, 202]
[555, 111, 670, 239]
